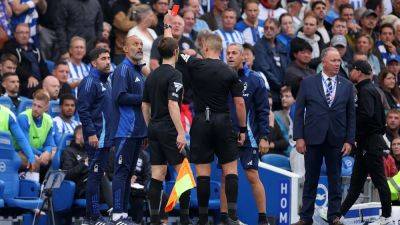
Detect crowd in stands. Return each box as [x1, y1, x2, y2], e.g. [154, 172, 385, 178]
[2, 0, 400, 222]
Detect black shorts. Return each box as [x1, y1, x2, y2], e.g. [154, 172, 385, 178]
[189, 113, 238, 164]
[148, 121, 184, 166]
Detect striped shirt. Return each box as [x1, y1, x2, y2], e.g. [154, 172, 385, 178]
[235, 20, 264, 46]
[10, 0, 38, 45]
[67, 61, 90, 83]
[53, 116, 81, 135]
[214, 29, 244, 62]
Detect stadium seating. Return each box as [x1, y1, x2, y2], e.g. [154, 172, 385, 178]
[260, 154, 291, 171]
[0, 132, 43, 210]
[51, 133, 74, 170]
[17, 99, 33, 115]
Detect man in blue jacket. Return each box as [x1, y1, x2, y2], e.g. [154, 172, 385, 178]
[77, 48, 112, 225]
[221, 43, 270, 225]
[253, 18, 290, 110]
[110, 35, 147, 225]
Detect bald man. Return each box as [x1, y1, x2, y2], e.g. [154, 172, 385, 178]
[42, 75, 60, 100]
[110, 36, 148, 225]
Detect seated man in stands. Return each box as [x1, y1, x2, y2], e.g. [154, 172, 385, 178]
[0, 102, 37, 171]
[384, 109, 400, 147]
[0, 53, 18, 76]
[42, 76, 60, 101]
[17, 89, 56, 172]
[392, 137, 400, 170]
[1, 72, 28, 112]
[2, 23, 49, 98]
[53, 94, 81, 144]
[52, 61, 72, 96]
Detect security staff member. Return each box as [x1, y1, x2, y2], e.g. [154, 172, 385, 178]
[110, 35, 147, 225]
[142, 37, 190, 225]
[340, 60, 392, 224]
[164, 13, 247, 225]
[220, 43, 270, 225]
[77, 48, 113, 225]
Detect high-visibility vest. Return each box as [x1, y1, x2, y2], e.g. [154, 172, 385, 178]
[388, 172, 400, 201]
[0, 105, 11, 133]
[17, 109, 52, 150]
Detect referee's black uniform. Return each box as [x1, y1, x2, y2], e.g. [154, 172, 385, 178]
[340, 61, 391, 219]
[181, 54, 244, 225]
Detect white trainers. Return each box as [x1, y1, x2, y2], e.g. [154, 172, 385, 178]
[369, 217, 392, 225]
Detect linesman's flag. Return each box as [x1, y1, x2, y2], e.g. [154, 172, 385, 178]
[165, 158, 196, 212]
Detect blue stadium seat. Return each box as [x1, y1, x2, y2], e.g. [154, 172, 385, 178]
[45, 60, 55, 73]
[52, 180, 76, 212]
[51, 133, 74, 170]
[48, 100, 61, 118]
[0, 132, 43, 210]
[17, 99, 33, 115]
[0, 96, 16, 114]
[0, 180, 4, 208]
[260, 154, 291, 171]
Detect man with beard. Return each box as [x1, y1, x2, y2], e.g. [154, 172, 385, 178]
[53, 94, 81, 144]
[110, 35, 147, 225]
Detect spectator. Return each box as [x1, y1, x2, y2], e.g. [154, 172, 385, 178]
[274, 85, 296, 155]
[375, 23, 399, 66]
[379, 70, 400, 109]
[2, 23, 49, 98]
[242, 43, 270, 90]
[387, 55, 400, 79]
[52, 60, 72, 96]
[356, 34, 381, 76]
[10, 0, 47, 46]
[17, 89, 56, 173]
[325, 0, 349, 25]
[1, 72, 27, 112]
[0, 53, 17, 76]
[297, 13, 327, 69]
[200, 0, 228, 30]
[55, 0, 103, 59]
[110, 0, 136, 64]
[150, 15, 197, 70]
[61, 125, 112, 204]
[186, 0, 209, 32]
[339, 3, 361, 35]
[384, 109, 400, 147]
[127, 4, 157, 70]
[102, 22, 112, 40]
[182, 8, 198, 42]
[0, 0, 12, 48]
[42, 76, 60, 101]
[265, 93, 289, 155]
[284, 37, 315, 90]
[393, 0, 400, 18]
[331, 18, 354, 63]
[311, 1, 330, 44]
[214, 8, 244, 62]
[151, 0, 169, 35]
[383, 148, 398, 177]
[53, 93, 80, 146]
[38, 0, 58, 60]
[257, 0, 287, 21]
[317, 35, 349, 78]
[359, 9, 379, 41]
[286, 0, 302, 31]
[128, 149, 151, 224]
[0, 103, 36, 171]
[235, 0, 264, 46]
[254, 18, 289, 110]
[391, 137, 400, 170]
[276, 13, 295, 51]
[67, 36, 90, 91]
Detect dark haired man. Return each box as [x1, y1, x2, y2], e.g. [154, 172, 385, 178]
[52, 61, 72, 96]
[77, 48, 112, 225]
[53, 94, 81, 144]
[0, 72, 27, 112]
[142, 37, 190, 225]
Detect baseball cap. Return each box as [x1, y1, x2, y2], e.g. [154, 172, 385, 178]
[388, 55, 400, 64]
[361, 9, 378, 19]
[351, 60, 372, 75]
[331, 35, 347, 48]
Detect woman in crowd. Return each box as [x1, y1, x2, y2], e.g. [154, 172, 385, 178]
[276, 13, 295, 51]
[379, 70, 400, 109]
[356, 34, 381, 76]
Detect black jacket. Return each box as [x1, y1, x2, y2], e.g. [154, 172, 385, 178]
[61, 142, 88, 198]
[55, 0, 103, 55]
[355, 79, 387, 155]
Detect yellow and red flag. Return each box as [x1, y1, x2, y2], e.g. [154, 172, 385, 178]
[165, 158, 196, 212]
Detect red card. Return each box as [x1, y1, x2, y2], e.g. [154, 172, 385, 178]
[171, 4, 180, 16]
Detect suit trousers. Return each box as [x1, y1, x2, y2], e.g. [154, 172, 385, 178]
[340, 152, 391, 217]
[300, 141, 342, 223]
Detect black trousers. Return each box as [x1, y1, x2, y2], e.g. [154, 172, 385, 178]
[340, 152, 391, 217]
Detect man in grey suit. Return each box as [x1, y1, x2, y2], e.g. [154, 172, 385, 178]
[292, 47, 356, 225]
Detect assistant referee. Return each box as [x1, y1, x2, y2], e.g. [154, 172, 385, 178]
[163, 13, 247, 225]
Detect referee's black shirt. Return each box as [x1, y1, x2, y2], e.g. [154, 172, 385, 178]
[181, 55, 243, 113]
[142, 64, 183, 123]
[355, 79, 387, 155]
